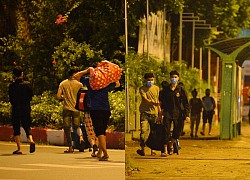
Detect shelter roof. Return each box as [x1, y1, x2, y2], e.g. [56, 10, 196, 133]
[207, 37, 250, 66]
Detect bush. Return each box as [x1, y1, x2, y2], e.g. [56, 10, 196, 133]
[0, 101, 11, 125]
[31, 91, 63, 129]
[109, 90, 125, 132]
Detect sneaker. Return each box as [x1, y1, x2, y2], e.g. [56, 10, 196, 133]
[136, 149, 145, 156]
[208, 132, 212, 135]
[200, 132, 205, 136]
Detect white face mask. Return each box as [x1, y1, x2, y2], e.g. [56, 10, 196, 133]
[146, 81, 154, 87]
[170, 78, 178, 84]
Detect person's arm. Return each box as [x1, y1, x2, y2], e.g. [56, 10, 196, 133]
[73, 68, 90, 80]
[57, 88, 63, 99]
[212, 97, 216, 110]
[115, 81, 120, 88]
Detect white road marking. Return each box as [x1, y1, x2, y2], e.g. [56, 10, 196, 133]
[0, 167, 44, 171]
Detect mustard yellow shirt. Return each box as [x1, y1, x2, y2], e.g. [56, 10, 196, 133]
[139, 84, 159, 115]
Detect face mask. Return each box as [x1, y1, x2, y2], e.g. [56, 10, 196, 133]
[146, 81, 154, 87]
[170, 78, 178, 84]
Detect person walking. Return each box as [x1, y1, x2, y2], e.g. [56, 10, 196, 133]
[136, 73, 161, 156]
[189, 89, 204, 138]
[200, 89, 216, 136]
[160, 70, 190, 156]
[74, 67, 120, 161]
[9, 66, 35, 154]
[57, 66, 85, 153]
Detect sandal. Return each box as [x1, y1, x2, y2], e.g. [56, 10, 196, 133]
[151, 150, 156, 156]
[64, 149, 74, 153]
[136, 149, 145, 156]
[99, 156, 109, 161]
[13, 150, 22, 155]
[30, 142, 35, 153]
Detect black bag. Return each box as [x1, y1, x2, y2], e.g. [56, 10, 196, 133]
[146, 123, 165, 151]
[75, 88, 91, 112]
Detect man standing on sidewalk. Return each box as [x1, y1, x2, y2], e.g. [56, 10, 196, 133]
[137, 73, 161, 156]
[9, 66, 35, 154]
[200, 89, 216, 136]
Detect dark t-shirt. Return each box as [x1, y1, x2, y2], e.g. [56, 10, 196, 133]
[9, 79, 33, 115]
[80, 77, 116, 111]
[160, 85, 189, 119]
[189, 97, 203, 115]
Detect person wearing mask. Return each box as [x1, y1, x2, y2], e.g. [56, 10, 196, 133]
[136, 73, 161, 156]
[159, 70, 190, 156]
[9, 66, 35, 154]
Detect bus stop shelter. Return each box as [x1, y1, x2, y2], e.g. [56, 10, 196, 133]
[206, 37, 250, 139]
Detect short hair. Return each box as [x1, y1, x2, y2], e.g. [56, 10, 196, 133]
[191, 89, 198, 96]
[13, 66, 23, 77]
[161, 80, 169, 88]
[68, 66, 79, 76]
[178, 82, 184, 86]
[144, 73, 154, 79]
[170, 70, 179, 77]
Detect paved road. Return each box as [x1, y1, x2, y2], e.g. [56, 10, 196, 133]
[0, 142, 125, 180]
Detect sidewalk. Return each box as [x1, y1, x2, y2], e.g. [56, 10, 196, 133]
[125, 121, 250, 179]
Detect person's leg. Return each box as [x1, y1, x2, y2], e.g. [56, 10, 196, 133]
[72, 111, 85, 151]
[90, 110, 110, 160]
[201, 111, 206, 135]
[195, 114, 201, 137]
[63, 110, 73, 152]
[162, 116, 170, 156]
[84, 112, 98, 152]
[190, 115, 195, 137]
[12, 113, 22, 153]
[208, 111, 214, 135]
[138, 113, 150, 155]
[169, 118, 182, 154]
[21, 110, 35, 153]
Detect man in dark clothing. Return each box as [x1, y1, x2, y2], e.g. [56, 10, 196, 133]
[9, 66, 35, 154]
[159, 70, 190, 155]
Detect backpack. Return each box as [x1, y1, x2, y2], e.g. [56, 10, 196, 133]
[75, 88, 91, 112]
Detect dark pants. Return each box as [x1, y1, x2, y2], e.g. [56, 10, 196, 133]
[90, 110, 111, 136]
[11, 106, 32, 137]
[163, 116, 182, 145]
[202, 110, 214, 124]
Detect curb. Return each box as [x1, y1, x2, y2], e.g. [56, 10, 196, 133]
[0, 125, 124, 149]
